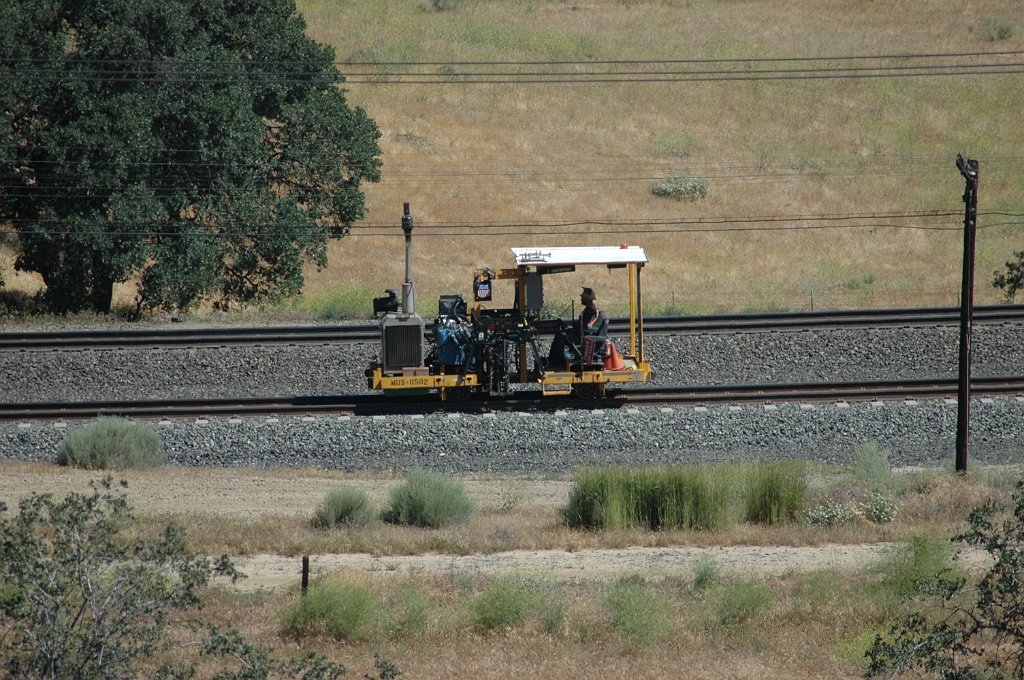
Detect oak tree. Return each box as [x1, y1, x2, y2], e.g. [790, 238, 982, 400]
[993, 251, 1024, 302]
[867, 479, 1024, 678]
[0, 0, 381, 314]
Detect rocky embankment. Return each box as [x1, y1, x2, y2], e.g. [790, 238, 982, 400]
[1, 323, 1021, 472]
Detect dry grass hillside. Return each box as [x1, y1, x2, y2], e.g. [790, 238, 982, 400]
[2, 0, 1023, 316]
[299, 0, 1024, 314]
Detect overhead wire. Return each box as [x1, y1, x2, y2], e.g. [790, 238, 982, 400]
[7, 48, 1023, 65]
[4, 210, 1013, 239]
[3, 50, 1024, 84]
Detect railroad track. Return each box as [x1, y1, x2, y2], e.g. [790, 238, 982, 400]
[2, 304, 1022, 351]
[3, 376, 1021, 422]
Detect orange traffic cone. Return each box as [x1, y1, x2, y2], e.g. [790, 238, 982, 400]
[603, 341, 623, 370]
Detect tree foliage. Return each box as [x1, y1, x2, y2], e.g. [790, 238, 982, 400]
[0, 479, 240, 678]
[866, 478, 1024, 678]
[993, 251, 1024, 302]
[0, 479, 366, 679]
[199, 625, 348, 680]
[0, 0, 381, 314]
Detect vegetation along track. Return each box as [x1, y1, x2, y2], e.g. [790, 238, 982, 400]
[3, 376, 1022, 422]
[2, 304, 1022, 351]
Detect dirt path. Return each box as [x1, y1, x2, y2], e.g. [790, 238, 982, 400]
[225, 543, 894, 591]
[0, 463, 974, 591]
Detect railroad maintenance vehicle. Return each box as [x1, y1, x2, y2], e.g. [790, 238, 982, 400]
[365, 204, 653, 400]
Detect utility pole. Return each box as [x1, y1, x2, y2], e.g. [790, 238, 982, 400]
[955, 154, 978, 474]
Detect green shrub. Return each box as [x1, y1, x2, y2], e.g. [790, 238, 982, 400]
[872, 533, 958, 603]
[743, 462, 807, 525]
[419, 0, 459, 11]
[650, 173, 709, 201]
[292, 286, 378, 320]
[707, 582, 774, 629]
[0, 289, 45, 317]
[313, 487, 376, 528]
[471, 580, 540, 631]
[562, 465, 732, 530]
[539, 596, 568, 636]
[281, 580, 377, 641]
[691, 556, 720, 591]
[200, 624, 349, 678]
[383, 583, 433, 639]
[603, 577, 672, 648]
[837, 628, 881, 673]
[867, 479, 1024, 677]
[382, 469, 474, 528]
[983, 16, 1014, 41]
[994, 250, 1024, 302]
[56, 417, 165, 470]
[852, 440, 893, 491]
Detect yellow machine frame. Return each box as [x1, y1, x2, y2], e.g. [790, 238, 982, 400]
[369, 246, 652, 399]
[499, 246, 651, 397]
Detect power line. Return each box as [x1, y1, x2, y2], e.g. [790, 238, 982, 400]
[15, 61, 1024, 79]
[1, 210, 969, 226]
[342, 68, 1024, 85]
[5, 210, 1009, 238]
[349, 49, 1024, 66]
[4, 51, 1024, 84]
[6, 66, 1022, 85]
[0, 224, 969, 237]
[7, 48, 1023, 66]
[13, 146, 1021, 163]
[6, 159, 1022, 196]
[9, 148, 1023, 179]
[0, 170, 980, 197]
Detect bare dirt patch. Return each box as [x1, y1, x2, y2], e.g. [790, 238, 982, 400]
[227, 544, 893, 592]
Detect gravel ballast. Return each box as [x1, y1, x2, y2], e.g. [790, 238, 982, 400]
[1, 322, 1021, 472]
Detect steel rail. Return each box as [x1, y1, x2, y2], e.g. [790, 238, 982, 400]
[2, 304, 1023, 351]
[623, 376, 1024, 405]
[3, 376, 1021, 422]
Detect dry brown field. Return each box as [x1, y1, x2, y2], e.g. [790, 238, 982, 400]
[1, 460, 1019, 678]
[299, 0, 1024, 315]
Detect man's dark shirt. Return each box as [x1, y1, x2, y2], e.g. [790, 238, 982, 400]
[581, 301, 600, 332]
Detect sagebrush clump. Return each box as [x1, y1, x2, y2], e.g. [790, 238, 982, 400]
[603, 577, 673, 649]
[382, 469, 474, 528]
[863, 493, 898, 524]
[56, 417, 165, 470]
[852, 440, 893, 491]
[313, 487, 376, 528]
[472, 580, 541, 631]
[281, 580, 378, 641]
[650, 173, 709, 201]
[983, 16, 1014, 41]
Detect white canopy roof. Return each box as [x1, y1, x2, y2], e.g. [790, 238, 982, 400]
[511, 246, 648, 268]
